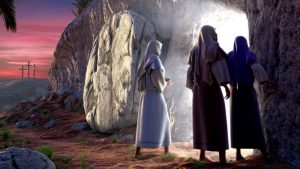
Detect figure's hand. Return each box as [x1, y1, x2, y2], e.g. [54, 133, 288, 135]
[262, 80, 277, 90]
[166, 79, 172, 87]
[222, 84, 230, 100]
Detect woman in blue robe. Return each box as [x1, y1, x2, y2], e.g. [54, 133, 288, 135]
[226, 36, 270, 161]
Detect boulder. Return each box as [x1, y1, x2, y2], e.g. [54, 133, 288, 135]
[16, 120, 32, 128]
[83, 10, 156, 132]
[71, 122, 91, 131]
[0, 147, 56, 169]
[43, 119, 56, 129]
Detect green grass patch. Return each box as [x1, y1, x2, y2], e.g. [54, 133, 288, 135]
[36, 145, 54, 159]
[194, 160, 206, 168]
[111, 134, 118, 143]
[134, 153, 157, 160]
[79, 154, 92, 169]
[1, 129, 14, 140]
[181, 157, 206, 168]
[128, 145, 136, 152]
[162, 152, 176, 161]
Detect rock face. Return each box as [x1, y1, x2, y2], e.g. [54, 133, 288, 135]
[245, 0, 300, 166]
[49, 0, 300, 166]
[83, 10, 156, 132]
[0, 147, 56, 169]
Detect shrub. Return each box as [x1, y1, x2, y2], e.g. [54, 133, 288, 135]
[79, 154, 88, 169]
[36, 145, 54, 159]
[162, 152, 176, 161]
[111, 134, 118, 143]
[1, 129, 14, 140]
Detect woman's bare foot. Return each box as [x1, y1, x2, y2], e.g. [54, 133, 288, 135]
[219, 150, 227, 165]
[236, 155, 245, 161]
[236, 148, 245, 161]
[198, 150, 212, 162]
[135, 147, 141, 158]
[164, 146, 169, 154]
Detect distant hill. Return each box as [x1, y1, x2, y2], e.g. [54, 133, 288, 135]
[0, 78, 48, 112]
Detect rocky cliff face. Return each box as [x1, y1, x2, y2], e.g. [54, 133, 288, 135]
[48, 0, 299, 166]
[245, 0, 300, 166]
[48, 0, 175, 97]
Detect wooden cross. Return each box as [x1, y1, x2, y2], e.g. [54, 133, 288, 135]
[26, 61, 32, 78]
[18, 65, 27, 78]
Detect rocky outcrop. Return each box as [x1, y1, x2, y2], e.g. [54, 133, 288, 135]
[83, 10, 156, 132]
[48, 0, 175, 97]
[0, 147, 56, 169]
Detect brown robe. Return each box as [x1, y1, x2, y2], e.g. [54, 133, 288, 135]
[187, 45, 229, 151]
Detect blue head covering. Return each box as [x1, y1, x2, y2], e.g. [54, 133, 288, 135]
[226, 36, 256, 86]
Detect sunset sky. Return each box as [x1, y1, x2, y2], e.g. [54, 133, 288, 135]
[0, 0, 75, 79]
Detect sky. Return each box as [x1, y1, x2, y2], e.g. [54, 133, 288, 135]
[0, 0, 75, 79]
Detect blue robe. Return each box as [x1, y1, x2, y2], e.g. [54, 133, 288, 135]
[226, 36, 266, 149]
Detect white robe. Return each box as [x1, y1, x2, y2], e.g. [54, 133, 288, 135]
[135, 56, 171, 148]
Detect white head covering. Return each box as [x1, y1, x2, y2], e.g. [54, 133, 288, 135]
[136, 40, 162, 77]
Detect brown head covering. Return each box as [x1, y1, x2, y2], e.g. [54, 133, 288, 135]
[198, 25, 219, 85]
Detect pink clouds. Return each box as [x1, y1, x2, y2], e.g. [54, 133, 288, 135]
[0, 0, 75, 79]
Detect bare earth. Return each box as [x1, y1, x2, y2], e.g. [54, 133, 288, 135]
[0, 107, 293, 169]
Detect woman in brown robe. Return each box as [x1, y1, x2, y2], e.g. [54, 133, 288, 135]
[186, 25, 230, 165]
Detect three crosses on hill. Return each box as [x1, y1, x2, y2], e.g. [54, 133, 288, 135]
[18, 61, 36, 78]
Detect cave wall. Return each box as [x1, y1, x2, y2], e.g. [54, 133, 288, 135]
[246, 0, 300, 166]
[218, 0, 300, 166]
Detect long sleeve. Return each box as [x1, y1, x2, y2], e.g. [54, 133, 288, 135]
[251, 62, 268, 83]
[186, 47, 196, 89]
[151, 70, 166, 92]
[211, 48, 230, 85]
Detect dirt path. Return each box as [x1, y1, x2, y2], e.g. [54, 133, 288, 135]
[0, 109, 292, 169]
[10, 125, 189, 169]
[9, 125, 286, 169]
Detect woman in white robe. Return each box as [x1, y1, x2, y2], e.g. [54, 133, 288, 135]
[135, 40, 171, 157]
